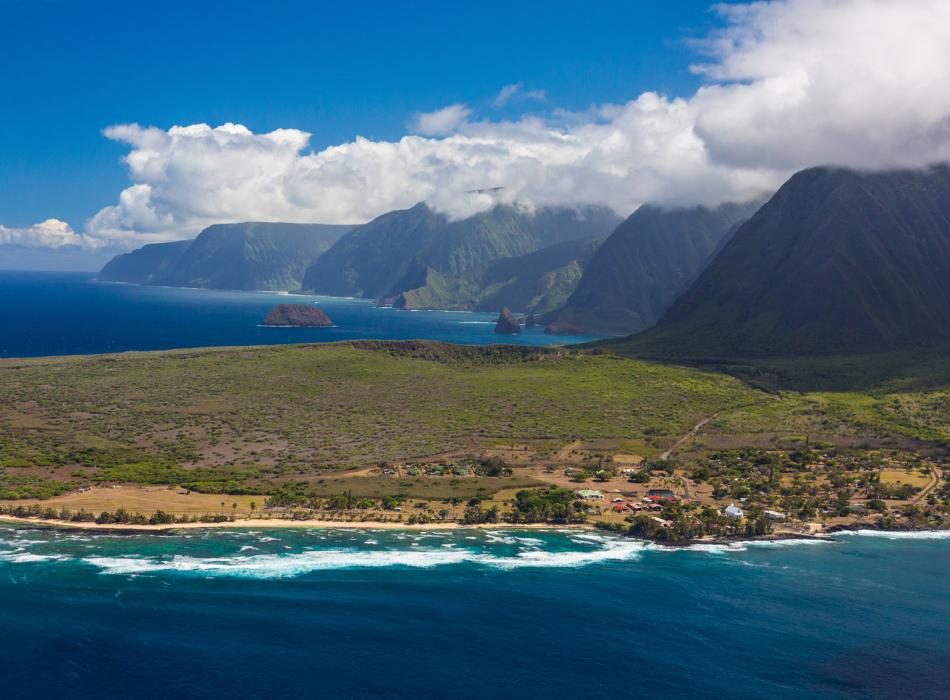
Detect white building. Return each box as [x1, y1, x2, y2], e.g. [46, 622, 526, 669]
[724, 503, 744, 520]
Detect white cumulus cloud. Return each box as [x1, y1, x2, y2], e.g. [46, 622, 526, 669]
[10, 0, 950, 250]
[689, 0, 950, 170]
[0, 219, 87, 248]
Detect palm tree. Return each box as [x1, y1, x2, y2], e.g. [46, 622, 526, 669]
[250, 501, 257, 517]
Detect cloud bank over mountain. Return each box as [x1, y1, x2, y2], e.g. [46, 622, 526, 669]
[10, 0, 950, 249]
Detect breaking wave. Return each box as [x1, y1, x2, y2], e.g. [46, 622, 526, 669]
[0, 551, 68, 564]
[835, 529, 950, 540]
[81, 538, 649, 579]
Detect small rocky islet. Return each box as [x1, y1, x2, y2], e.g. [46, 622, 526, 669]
[494, 307, 522, 335]
[262, 303, 333, 327]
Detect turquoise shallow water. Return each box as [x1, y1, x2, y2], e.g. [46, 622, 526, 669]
[0, 526, 947, 699]
[0, 271, 598, 357]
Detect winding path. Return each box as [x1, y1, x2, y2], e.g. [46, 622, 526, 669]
[659, 417, 712, 461]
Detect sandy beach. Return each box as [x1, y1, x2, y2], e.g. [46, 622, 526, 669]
[0, 515, 590, 533]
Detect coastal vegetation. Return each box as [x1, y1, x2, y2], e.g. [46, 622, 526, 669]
[0, 340, 947, 537]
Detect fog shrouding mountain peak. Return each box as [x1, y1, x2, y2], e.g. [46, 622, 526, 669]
[300, 203, 621, 306]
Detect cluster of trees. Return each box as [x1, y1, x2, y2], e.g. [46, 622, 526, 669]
[508, 487, 587, 524]
[876, 503, 945, 530]
[461, 503, 499, 524]
[600, 502, 773, 544]
[0, 504, 233, 525]
[867, 481, 920, 500]
[0, 471, 74, 500]
[475, 456, 511, 477]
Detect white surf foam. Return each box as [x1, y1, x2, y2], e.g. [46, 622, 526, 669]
[834, 529, 950, 540]
[485, 540, 649, 569]
[653, 538, 833, 555]
[0, 551, 68, 564]
[82, 537, 649, 578]
[84, 549, 477, 578]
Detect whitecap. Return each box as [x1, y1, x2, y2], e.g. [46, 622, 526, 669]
[568, 533, 610, 545]
[483, 531, 518, 545]
[651, 538, 833, 555]
[484, 539, 648, 569]
[0, 551, 69, 564]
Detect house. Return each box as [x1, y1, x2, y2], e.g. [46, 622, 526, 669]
[765, 510, 786, 522]
[647, 489, 676, 499]
[612, 503, 627, 513]
[576, 489, 604, 500]
[724, 503, 744, 520]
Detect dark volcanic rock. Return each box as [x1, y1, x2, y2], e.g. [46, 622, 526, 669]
[494, 307, 522, 335]
[262, 304, 333, 327]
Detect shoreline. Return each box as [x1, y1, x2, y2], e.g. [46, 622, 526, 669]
[1, 515, 946, 545]
[0, 515, 589, 534]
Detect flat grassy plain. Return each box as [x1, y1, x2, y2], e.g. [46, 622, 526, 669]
[1, 341, 948, 512]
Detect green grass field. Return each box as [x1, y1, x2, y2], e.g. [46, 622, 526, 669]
[1, 341, 948, 501]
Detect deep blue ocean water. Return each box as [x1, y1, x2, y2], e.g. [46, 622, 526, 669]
[0, 271, 597, 357]
[0, 526, 948, 699]
[2, 271, 948, 699]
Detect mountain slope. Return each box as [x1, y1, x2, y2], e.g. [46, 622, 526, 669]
[610, 165, 950, 358]
[394, 236, 605, 314]
[97, 240, 191, 284]
[99, 222, 355, 291]
[300, 203, 621, 302]
[546, 199, 764, 336]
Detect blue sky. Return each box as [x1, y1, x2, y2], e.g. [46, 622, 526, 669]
[0, 0, 718, 228]
[5, 0, 949, 270]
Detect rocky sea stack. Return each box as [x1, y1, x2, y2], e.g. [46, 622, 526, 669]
[262, 304, 333, 327]
[494, 307, 522, 335]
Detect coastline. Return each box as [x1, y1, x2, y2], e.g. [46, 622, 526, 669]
[0, 515, 846, 545]
[0, 515, 590, 534]
[3, 515, 948, 547]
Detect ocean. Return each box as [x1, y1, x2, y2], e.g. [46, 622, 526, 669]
[2, 271, 948, 699]
[0, 526, 948, 699]
[0, 271, 597, 358]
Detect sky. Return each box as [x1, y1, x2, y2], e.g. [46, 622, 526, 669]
[3, 0, 950, 268]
